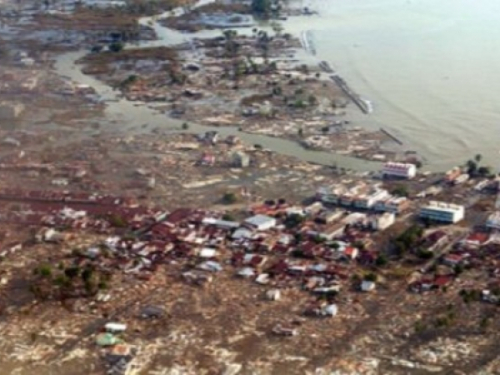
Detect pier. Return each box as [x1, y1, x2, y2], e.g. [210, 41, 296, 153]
[380, 128, 403, 145]
[317, 61, 371, 115]
[330, 75, 371, 115]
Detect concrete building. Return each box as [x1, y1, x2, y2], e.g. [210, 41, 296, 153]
[353, 188, 390, 209]
[317, 210, 344, 224]
[316, 186, 342, 205]
[370, 212, 395, 231]
[382, 162, 417, 179]
[244, 214, 276, 231]
[486, 211, 500, 231]
[202, 217, 240, 230]
[374, 196, 409, 214]
[361, 280, 376, 292]
[316, 183, 363, 206]
[419, 201, 465, 224]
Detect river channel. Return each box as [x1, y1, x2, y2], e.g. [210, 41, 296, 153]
[53, 3, 382, 173]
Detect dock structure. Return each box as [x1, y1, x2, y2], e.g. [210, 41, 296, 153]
[317, 61, 371, 115]
[330, 75, 371, 114]
[319, 61, 333, 73]
[380, 128, 403, 145]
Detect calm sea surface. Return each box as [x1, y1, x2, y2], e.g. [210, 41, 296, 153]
[287, 0, 500, 171]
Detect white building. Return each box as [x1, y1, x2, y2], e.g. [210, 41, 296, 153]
[202, 217, 240, 230]
[370, 212, 395, 231]
[353, 189, 390, 209]
[374, 196, 409, 214]
[361, 280, 376, 292]
[244, 214, 277, 231]
[382, 162, 417, 179]
[316, 185, 344, 205]
[486, 211, 500, 231]
[419, 201, 465, 224]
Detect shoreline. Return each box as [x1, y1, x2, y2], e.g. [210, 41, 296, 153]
[52, 1, 415, 172]
[300, 30, 373, 116]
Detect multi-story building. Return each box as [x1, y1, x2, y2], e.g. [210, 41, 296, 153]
[353, 189, 390, 209]
[382, 162, 417, 179]
[419, 201, 465, 224]
[316, 185, 345, 205]
[370, 212, 396, 231]
[374, 196, 409, 214]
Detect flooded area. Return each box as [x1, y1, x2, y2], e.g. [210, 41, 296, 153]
[53, 20, 383, 172]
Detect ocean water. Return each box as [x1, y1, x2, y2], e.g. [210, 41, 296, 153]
[288, 0, 500, 171]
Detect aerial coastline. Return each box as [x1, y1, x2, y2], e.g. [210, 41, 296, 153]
[1, 0, 500, 374]
[111, 1, 412, 168]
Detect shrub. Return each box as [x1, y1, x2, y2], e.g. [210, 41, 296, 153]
[364, 272, 378, 282]
[391, 185, 409, 197]
[64, 266, 80, 279]
[108, 42, 124, 53]
[375, 254, 388, 267]
[39, 265, 52, 278]
[222, 192, 237, 205]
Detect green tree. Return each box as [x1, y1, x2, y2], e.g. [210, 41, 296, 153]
[364, 272, 378, 282]
[108, 214, 127, 228]
[478, 166, 491, 177]
[375, 254, 388, 267]
[64, 266, 80, 279]
[81, 267, 94, 283]
[417, 249, 433, 260]
[466, 159, 477, 175]
[256, 30, 270, 62]
[480, 316, 490, 331]
[251, 0, 270, 17]
[222, 192, 237, 204]
[91, 45, 103, 53]
[222, 214, 235, 221]
[108, 42, 124, 53]
[329, 242, 340, 250]
[54, 275, 71, 287]
[38, 265, 52, 278]
[284, 213, 304, 229]
[391, 185, 409, 197]
[475, 153, 482, 163]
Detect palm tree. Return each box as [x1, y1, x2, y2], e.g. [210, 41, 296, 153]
[257, 30, 270, 63]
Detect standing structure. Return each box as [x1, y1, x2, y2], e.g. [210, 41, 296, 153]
[419, 201, 465, 223]
[382, 162, 417, 179]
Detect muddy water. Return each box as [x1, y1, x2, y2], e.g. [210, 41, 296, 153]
[53, 12, 382, 172]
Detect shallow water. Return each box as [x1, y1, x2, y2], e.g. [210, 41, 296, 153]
[54, 51, 381, 172]
[53, 4, 386, 172]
